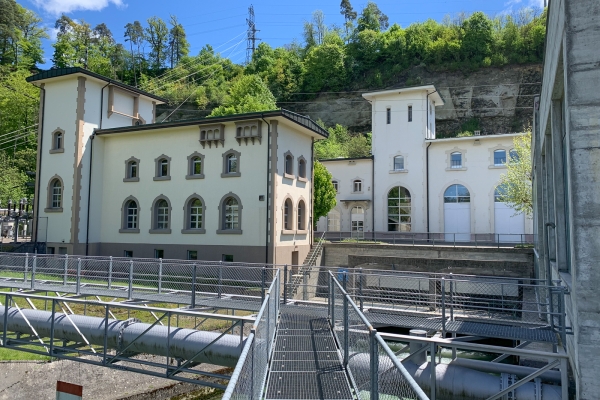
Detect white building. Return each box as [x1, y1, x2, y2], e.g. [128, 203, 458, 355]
[28, 68, 328, 264]
[317, 85, 533, 242]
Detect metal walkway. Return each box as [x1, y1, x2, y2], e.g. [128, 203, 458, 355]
[265, 305, 353, 400]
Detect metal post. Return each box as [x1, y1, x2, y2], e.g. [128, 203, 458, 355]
[261, 267, 266, 302]
[24, 253, 29, 282]
[128, 259, 133, 300]
[2, 294, 8, 347]
[218, 262, 223, 299]
[76, 258, 82, 295]
[430, 342, 437, 400]
[370, 329, 379, 400]
[158, 258, 162, 294]
[303, 270, 308, 301]
[49, 299, 56, 355]
[358, 268, 364, 312]
[343, 292, 349, 366]
[103, 305, 109, 365]
[560, 356, 569, 400]
[453, 233, 456, 247]
[449, 273, 454, 321]
[559, 288, 566, 348]
[166, 310, 171, 375]
[283, 264, 288, 304]
[63, 254, 68, 286]
[191, 263, 197, 308]
[441, 277, 446, 336]
[30, 255, 36, 290]
[329, 275, 334, 324]
[108, 256, 112, 289]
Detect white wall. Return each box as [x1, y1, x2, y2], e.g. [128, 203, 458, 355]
[428, 134, 533, 235]
[317, 158, 373, 232]
[97, 122, 269, 247]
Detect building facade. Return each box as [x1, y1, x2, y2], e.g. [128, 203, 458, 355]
[532, 0, 600, 397]
[29, 68, 327, 265]
[317, 85, 533, 242]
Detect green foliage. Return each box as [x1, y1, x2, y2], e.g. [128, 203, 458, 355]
[0, 151, 28, 205]
[313, 161, 337, 223]
[209, 74, 277, 117]
[498, 131, 532, 216]
[314, 124, 371, 159]
[302, 32, 347, 92]
[456, 118, 480, 137]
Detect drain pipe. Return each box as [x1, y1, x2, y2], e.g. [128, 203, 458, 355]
[0, 307, 244, 367]
[261, 115, 271, 264]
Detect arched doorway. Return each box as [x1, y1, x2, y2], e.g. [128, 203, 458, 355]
[494, 186, 525, 243]
[444, 184, 470, 241]
[351, 206, 364, 239]
[387, 187, 411, 232]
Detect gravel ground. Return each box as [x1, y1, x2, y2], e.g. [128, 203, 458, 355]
[0, 356, 227, 400]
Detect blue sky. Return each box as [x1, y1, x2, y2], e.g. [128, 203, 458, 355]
[18, 0, 545, 68]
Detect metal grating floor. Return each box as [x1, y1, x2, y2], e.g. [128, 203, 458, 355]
[265, 306, 353, 400]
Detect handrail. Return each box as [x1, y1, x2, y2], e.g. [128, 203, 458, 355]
[222, 332, 254, 400]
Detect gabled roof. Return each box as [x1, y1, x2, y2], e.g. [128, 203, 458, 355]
[362, 84, 444, 105]
[26, 67, 168, 103]
[94, 109, 329, 138]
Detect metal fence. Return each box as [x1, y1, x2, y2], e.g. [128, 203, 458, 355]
[223, 269, 280, 400]
[315, 231, 534, 248]
[0, 253, 275, 307]
[329, 271, 430, 400]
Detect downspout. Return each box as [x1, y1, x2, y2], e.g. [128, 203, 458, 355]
[261, 115, 271, 264]
[371, 155, 374, 234]
[34, 86, 46, 246]
[310, 138, 314, 248]
[85, 83, 109, 256]
[426, 142, 431, 233]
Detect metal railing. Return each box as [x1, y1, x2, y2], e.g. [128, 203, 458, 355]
[284, 231, 325, 302]
[329, 271, 430, 400]
[0, 253, 276, 307]
[315, 231, 534, 248]
[223, 269, 279, 400]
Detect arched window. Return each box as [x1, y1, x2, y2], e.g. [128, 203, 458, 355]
[450, 152, 462, 168]
[155, 199, 170, 230]
[223, 197, 240, 230]
[125, 200, 138, 229]
[298, 158, 307, 179]
[332, 180, 339, 193]
[54, 131, 63, 150]
[353, 180, 363, 193]
[285, 153, 293, 176]
[283, 198, 293, 230]
[388, 186, 411, 232]
[51, 179, 62, 209]
[159, 159, 168, 176]
[191, 157, 202, 175]
[154, 155, 171, 180]
[227, 154, 237, 173]
[189, 198, 203, 229]
[494, 185, 508, 203]
[509, 149, 519, 163]
[494, 149, 507, 166]
[327, 209, 340, 231]
[393, 155, 404, 171]
[128, 160, 137, 178]
[444, 184, 470, 203]
[297, 200, 306, 230]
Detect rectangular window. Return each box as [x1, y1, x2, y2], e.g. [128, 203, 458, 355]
[451, 153, 462, 168]
[332, 181, 339, 193]
[222, 254, 233, 262]
[47, 247, 55, 254]
[58, 247, 67, 255]
[386, 108, 391, 124]
[124, 250, 133, 257]
[155, 249, 164, 259]
[188, 250, 198, 260]
[353, 181, 362, 192]
[408, 105, 412, 122]
[130, 164, 137, 178]
[494, 150, 507, 166]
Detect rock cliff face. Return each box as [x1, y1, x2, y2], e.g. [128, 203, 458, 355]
[282, 64, 542, 137]
[157, 64, 541, 138]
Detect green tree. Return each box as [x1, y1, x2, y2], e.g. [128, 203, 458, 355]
[168, 15, 189, 68]
[0, 152, 28, 206]
[313, 161, 337, 224]
[314, 124, 371, 159]
[146, 16, 169, 70]
[124, 21, 146, 85]
[497, 131, 532, 216]
[340, 0, 357, 39]
[357, 2, 389, 32]
[302, 32, 346, 92]
[209, 74, 277, 116]
[461, 11, 493, 65]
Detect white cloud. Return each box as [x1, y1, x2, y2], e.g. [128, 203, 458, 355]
[32, 0, 125, 15]
[48, 27, 60, 41]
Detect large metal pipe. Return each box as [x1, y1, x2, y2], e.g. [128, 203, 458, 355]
[450, 357, 562, 384]
[0, 307, 244, 367]
[348, 354, 562, 400]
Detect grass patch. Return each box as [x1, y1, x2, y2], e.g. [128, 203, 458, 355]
[0, 346, 51, 361]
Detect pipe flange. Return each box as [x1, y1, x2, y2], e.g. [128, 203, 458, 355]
[501, 373, 518, 400]
[117, 318, 140, 351]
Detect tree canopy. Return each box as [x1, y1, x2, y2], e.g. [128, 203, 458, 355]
[497, 131, 532, 216]
[313, 161, 337, 223]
